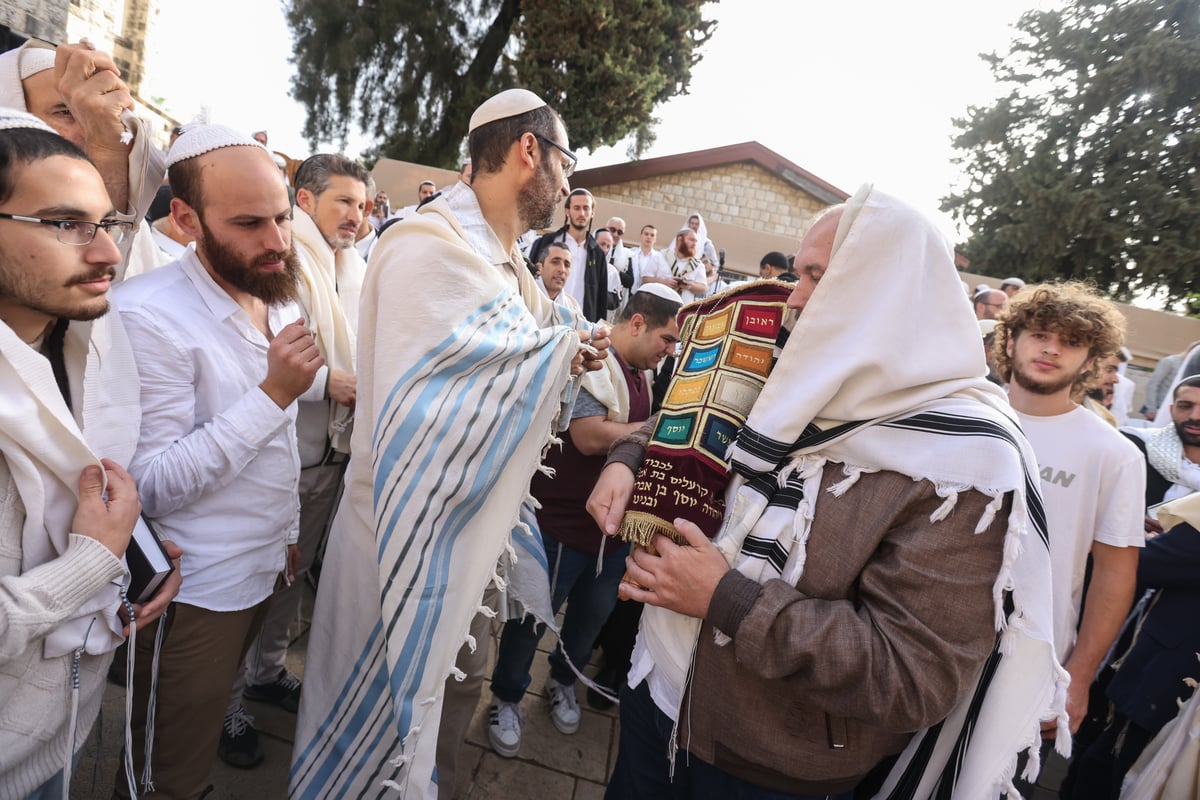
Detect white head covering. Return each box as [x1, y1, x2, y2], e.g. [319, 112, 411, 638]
[467, 88, 547, 133]
[0, 40, 57, 111]
[683, 212, 714, 261]
[633, 283, 683, 305]
[166, 123, 265, 167]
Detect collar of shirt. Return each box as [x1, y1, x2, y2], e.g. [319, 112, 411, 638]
[441, 181, 524, 273]
[177, 248, 300, 344]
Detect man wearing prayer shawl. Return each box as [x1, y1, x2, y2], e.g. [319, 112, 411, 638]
[590, 186, 1069, 799]
[0, 111, 179, 799]
[0, 40, 165, 279]
[291, 89, 608, 800]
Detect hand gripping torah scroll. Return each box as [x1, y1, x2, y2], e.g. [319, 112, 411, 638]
[618, 281, 794, 580]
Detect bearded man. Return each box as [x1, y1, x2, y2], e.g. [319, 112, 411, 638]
[291, 88, 609, 800]
[111, 125, 324, 799]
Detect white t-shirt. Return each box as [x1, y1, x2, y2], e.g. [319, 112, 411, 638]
[636, 249, 673, 288]
[1017, 406, 1146, 662]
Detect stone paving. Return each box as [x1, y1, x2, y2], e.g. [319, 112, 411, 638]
[69, 584, 619, 799]
[66, 582, 1069, 800]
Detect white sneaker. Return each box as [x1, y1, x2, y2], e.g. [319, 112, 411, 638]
[488, 701, 522, 757]
[545, 678, 580, 735]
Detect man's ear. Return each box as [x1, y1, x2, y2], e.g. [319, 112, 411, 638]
[170, 196, 202, 240]
[1005, 332, 1016, 359]
[296, 186, 317, 215]
[629, 312, 646, 335]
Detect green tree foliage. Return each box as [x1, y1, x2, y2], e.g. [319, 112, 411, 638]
[942, 0, 1200, 304]
[286, 0, 716, 169]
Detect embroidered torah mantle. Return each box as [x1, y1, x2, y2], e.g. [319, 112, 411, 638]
[619, 281, 793, 546]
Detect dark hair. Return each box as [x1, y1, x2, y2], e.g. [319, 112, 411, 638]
[565, 187, 592, 209]
[542, 240, 571, 262]
[468, 104, 561, 179]
[620, 290, 681, 329]
[0, 127, 90, 205]
[293, 153, 370, 198]
[992, 281, 1126, 393]
[759, 251, 789, 271]
[1174, 375, 1200, 400]
[641, 224, 656, 234]
[169, 156, 204, 213]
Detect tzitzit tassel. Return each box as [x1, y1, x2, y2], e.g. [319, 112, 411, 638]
[141, 606, 170, 793]
[617, 512, 680, 547]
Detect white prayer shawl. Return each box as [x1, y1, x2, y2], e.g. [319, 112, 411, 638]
[0, 314, 141, 657]
[292, 207, 365, 453]
[290, 183, 585, 799]
[1125, 424, 1200, 494]
[579, 347, 630, 423]
[696, 185, 1065, 799]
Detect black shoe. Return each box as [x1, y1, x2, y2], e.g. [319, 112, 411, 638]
[586, 667, 620, 711]
[244, 668, 302, 713]
[218, 706, 264, 769]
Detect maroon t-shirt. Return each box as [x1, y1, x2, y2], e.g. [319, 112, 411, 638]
[530, 349, 651, 555]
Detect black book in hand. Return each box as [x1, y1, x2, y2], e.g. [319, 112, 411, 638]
[126, 516, 174, 604]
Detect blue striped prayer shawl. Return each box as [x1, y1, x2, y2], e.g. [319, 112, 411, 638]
[291, 186, 581, 799]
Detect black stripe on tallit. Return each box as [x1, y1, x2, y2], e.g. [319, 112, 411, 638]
[740, 535, 790, 574]
[883, 720, 947, 800]
[880, 411, 1049, 549]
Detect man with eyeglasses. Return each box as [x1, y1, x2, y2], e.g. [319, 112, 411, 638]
[973, 287, 1008, 321]
[0, 39, 166, 276]
[0, 111, 180, 799]
[292, 88, 610, 800]
[529, 187, 611, 322]
[605, 216, 636, 311]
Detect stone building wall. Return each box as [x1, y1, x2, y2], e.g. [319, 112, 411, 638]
[2, 0, 68, 43]
[590, 162, 831, 238]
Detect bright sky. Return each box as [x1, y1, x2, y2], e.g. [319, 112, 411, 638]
[146, 0, 1058, 240]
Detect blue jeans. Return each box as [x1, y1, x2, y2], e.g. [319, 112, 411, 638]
[605, 680, 853, 800]
[490, 534, 628, 702]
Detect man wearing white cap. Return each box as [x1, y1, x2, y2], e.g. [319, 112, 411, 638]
[0, 39, 165, 274]
[0, 109, 179, 800]
[112, 124, 324, 798]
[487, 286, 681, 758]
[1000, 276, 1026, 297]
[291, 87, 609, 800]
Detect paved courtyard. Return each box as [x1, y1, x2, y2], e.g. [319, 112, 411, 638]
[67, 583, 1069, 800]
[70, 584, 618, 799]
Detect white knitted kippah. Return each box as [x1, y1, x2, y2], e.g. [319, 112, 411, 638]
[166, 123, 265, 167]
[675, 227, 693, 238]
[468, 88, 547, 133]
[0, 107, 56, 133]
[634, 283, 684, 305]
[18, 47, 55, 80]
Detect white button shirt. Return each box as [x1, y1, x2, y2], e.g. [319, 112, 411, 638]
[115, 250, 305, 611]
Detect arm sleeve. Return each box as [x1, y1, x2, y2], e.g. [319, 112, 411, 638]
[1138, 522, 1200, 589]
[605, 414, 656, 471]
[0, 534, 125, 662]
[714, 481, 1009, 731]
[121, 309, 294, 518]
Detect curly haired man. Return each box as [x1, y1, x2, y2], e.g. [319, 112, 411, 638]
[993, 282, 1145, 787]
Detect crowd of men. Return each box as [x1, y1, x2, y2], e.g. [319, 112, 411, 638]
[2, 34, 1199, 800]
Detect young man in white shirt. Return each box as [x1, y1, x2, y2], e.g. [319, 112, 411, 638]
[993, 283, 1144, 759]
[628, 224, 669, 292]
[0, 111, 180, 800]
[113, 125, 324, 798]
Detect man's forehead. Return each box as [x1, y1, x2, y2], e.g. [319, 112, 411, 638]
[4, 155, 111, 214]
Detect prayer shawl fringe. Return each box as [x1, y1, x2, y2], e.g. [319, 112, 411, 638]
[290, 185, 582, 799]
